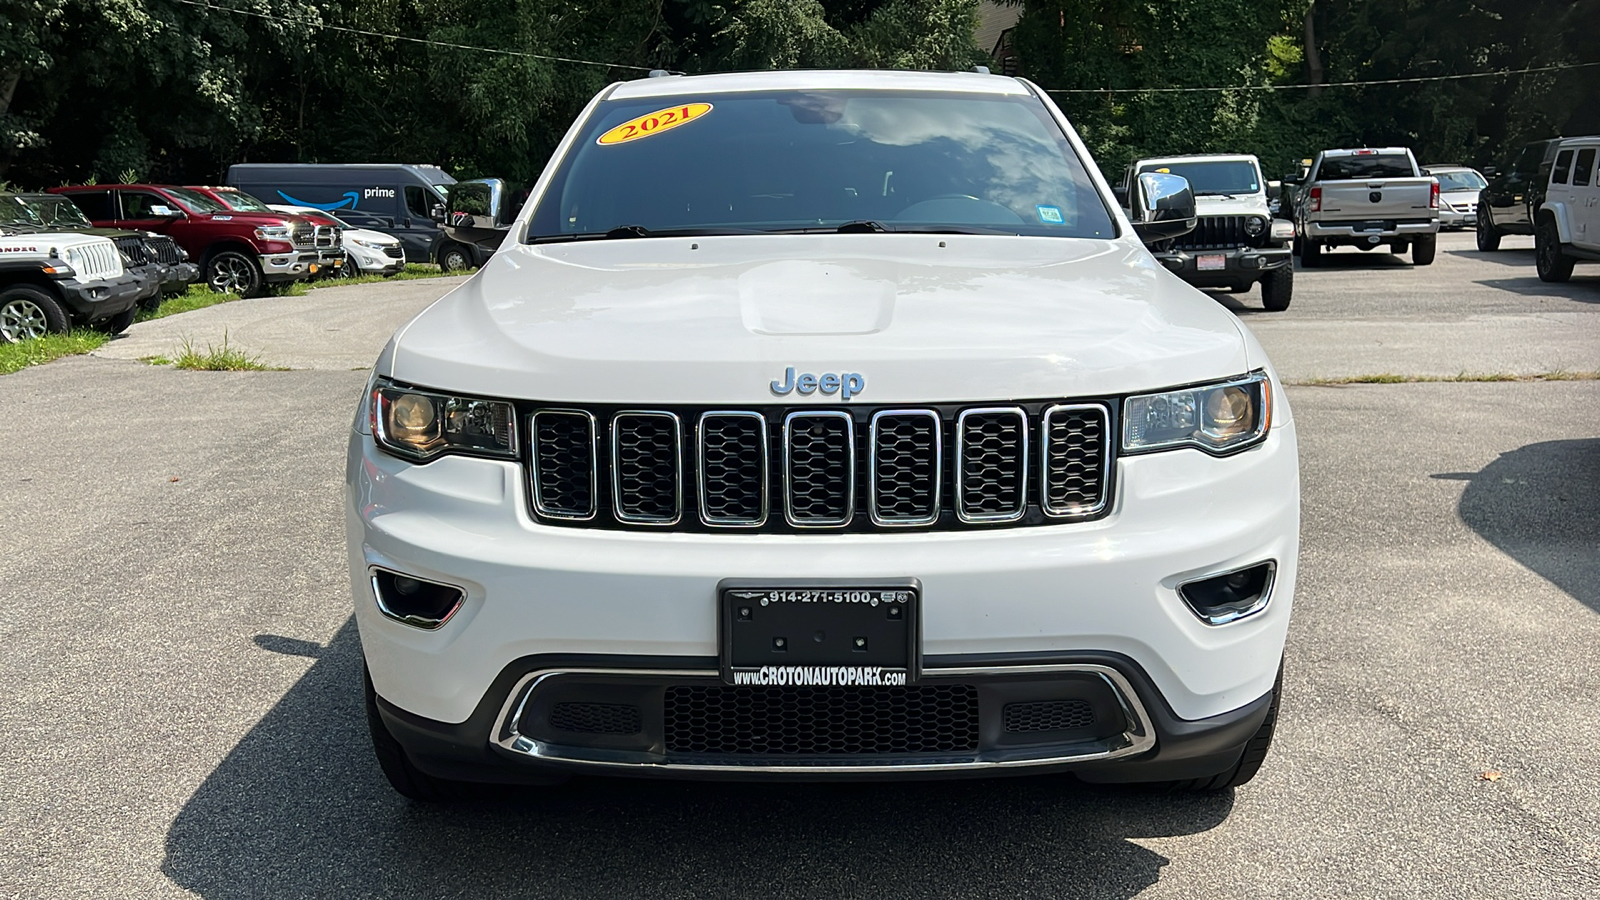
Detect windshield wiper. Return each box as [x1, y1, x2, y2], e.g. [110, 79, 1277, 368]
[528, 225, 765, 244]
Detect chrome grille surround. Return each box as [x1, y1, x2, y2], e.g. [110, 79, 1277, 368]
[1039, 403, 1111, 518]
[869, 409, 942, 526]
[783, 410, 855, 527]
[529, 409, 598, 520]
[611, 411, 682, 525]
[291, 221, 315, 248]
[697, 411, 769, 527]
[955, 407, 1028, 523]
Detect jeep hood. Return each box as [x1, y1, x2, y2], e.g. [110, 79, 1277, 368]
[388, 235, 1253, 404]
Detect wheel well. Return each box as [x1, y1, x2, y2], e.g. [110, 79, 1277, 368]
[0, 271, 69, 301]
[202, 240, 258, 269]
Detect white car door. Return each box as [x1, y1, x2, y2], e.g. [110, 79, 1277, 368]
[1569, 144, 1599, 254]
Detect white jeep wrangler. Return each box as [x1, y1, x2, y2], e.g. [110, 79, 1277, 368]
[0, 231, 143, 343]
[348, 69, 1300, 800]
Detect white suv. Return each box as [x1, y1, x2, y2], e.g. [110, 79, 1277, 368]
[347, 70, 1300, 800]
[1536, 136, 1600, 282]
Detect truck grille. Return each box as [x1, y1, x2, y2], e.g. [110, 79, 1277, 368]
[522, 400, 1113, 533]
[313, 225, 340, 249]
[291, 222, 315, 248]
[143, 235, 183, 265]
[70, 241, 122, 279]
[663, 684, 980, 755]
[1171, 214, 1265, 250]
[112, 235, 150, 266]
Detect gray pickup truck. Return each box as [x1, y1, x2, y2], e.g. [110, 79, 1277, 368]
[1286, 147, 1440, 267]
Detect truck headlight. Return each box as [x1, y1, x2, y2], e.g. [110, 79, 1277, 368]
[372, 379, 517, 461]
[1243, 216, 1265, 237]
[1123, 372, 1271, 455]
[255, 225, 292, 241]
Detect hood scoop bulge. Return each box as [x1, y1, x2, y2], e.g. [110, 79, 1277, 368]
[738, 260, 896, 335]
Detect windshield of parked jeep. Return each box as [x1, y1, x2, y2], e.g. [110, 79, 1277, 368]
[1433, 170, 1487, 191]
[0, 195, 45, 226]
[16, 194, 92, 228]
[527, 90, 1117, 240]
[210, 190, 275, 212]
[1137, 160, 1260, 196]
[1316, 154, 1415, 180]
[165, 187, 228, 214]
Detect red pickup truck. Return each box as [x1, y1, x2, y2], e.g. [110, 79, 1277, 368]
[49, 184, 322, 297]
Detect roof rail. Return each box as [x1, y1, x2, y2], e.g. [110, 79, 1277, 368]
[972, 65, 991, 75]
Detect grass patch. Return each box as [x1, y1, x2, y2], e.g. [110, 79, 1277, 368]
[1291, 371, 1600, 386]
[0, 329, 110, 374]
[171, 331, 272, 371]
[312, 263, 477, 289]
[137, 285, 241, 322]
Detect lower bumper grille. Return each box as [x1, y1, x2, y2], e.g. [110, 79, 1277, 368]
[664, 684, 980, 755]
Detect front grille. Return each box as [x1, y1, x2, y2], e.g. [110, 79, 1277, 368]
[957, 408, 1027, 522]
[314, 225, 340, 248]
[1172, 214, 1264, 250]
[144, 235, 183, 265]
[113, 235, 149, 265]
[530, 410, 596, 519]
[382, 245, 404, 259]
[663, 684, 979, 755]
[784, 412, 854, 526]
[1003, 699, 1095, 733]
[525, 400, 1112, 533]
[291, 222, 314, 247]
[71, 242, 121, 279]
[548, 702, 642, 735]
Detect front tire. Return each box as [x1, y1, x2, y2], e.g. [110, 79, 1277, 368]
[1536, 218, 1575, 283]
[0, 285, 70, 344]
[1165, 668, 1281, 792]
[437, 242, 472, 272]
[1300, 237, 1322, 268]
[340, 259, 363, 279]
[1412, 234, 1437, 266]
[206, 249, 264, 297]
[1476, 205, 1503, 251]
[97, 307, 137, 335]
[1260, 265, 1293, 311]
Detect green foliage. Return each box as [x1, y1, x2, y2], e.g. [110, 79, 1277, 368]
[0, 328, 109, 375]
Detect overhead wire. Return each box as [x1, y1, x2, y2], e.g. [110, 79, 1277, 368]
[168, 0, 655, 71]
[1043, 60, 1600, 93]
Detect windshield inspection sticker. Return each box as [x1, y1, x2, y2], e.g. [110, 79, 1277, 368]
[597, 103, 713, 145]
[1036, 205, 1064, 224]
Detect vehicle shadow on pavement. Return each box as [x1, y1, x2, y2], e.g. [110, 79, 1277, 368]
[163, 621, 1233, 900]
[1473, 277, 1600, 300]
[1294, 252, 1413, 270]
[1436, 437, 1600, 614]
[1447, 248, 1536, 268]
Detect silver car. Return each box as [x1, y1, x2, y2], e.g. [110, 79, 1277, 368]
[1426, 166, 1488, 229]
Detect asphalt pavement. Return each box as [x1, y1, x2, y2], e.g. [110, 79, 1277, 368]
[0, 231, 1596, 899]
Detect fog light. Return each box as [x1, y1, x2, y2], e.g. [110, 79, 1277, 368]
[1178, 561, 1276, 625]
[371, 568, 465, 629]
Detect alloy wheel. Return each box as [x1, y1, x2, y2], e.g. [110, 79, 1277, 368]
[0, 297, 49, 342]
[209, 255, 255, 293]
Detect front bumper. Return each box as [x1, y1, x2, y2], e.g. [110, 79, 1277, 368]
[54, 271, 143, 321]
[162, 261, 200, 294]
[1151, 245, 1291, 286]
[373, 650, 1275, 783]
[346, 243, 405, 275]
[126, 263, 163, 302]
[258, 249, 320, 283]
[348, 407, 1299, 736]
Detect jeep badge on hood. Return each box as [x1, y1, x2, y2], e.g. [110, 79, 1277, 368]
[770, 367, 865, 400]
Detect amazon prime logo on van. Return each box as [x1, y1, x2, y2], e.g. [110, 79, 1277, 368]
[770, 367, 865, 401]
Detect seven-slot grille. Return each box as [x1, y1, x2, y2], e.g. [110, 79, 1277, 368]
[523, 402, 1112, 533]
[112, 235, 150, 266]
[1171, 214, 1262, 251]
[143, 235, 183, 265]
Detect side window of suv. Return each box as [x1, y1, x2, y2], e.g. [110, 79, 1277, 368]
[64, 190, 114, 220]
[122, 191, 174, 218]
[1551, 150, 1573, 185]
[1573, 149, 1596, 188]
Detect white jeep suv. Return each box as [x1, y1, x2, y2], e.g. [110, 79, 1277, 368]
[347, 70, 1300, 799]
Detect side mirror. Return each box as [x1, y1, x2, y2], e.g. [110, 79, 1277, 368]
[1112, 185, 1129, 207]
[1266, 181, 1282, 201]
[430, 203, 446, 224]
[1130, 172, 1196, 244]
[1281, 173, 1300, 185]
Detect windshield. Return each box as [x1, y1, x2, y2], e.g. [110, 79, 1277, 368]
[1317, 154, 1415, 180]
[1434, 170, 1487, 191]
[1137, 160, 1260, 196]
[527, 90, 1117, 240]
[1, 195, 45, 226]
[16, 195, 91, 227]
[210, 189, 274, 212]
[165, 187, 228, 214]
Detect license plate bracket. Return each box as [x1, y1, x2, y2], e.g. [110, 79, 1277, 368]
[1196, 253, 1227, 271]
[718, 579, 921, 686]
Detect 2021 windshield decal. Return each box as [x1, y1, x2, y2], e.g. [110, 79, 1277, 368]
[597, 103, 713, 146]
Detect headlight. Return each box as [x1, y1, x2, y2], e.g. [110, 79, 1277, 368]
[1243, 216, 1265, 237]
[350, 237, 381, 249]
[371, 379, 517, 461]
[1123, 373, 1271, 455]
[255, 225, 292, 241]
